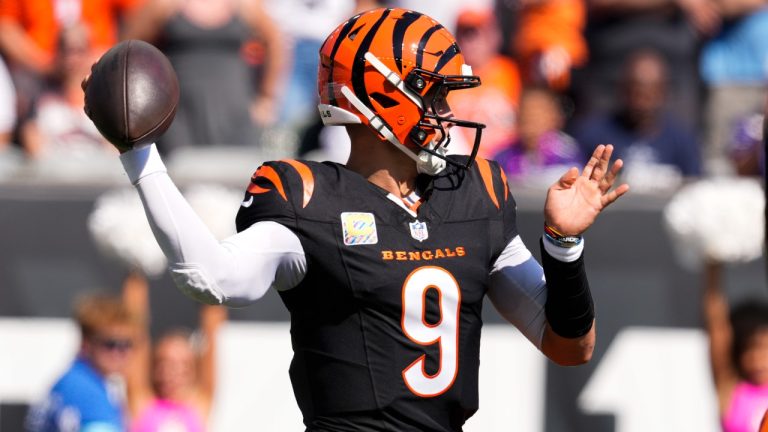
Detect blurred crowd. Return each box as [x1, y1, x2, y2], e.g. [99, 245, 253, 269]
[2, 0, 768, 430]
[25, 271, 228, 432]
[0, 0, 764, 188]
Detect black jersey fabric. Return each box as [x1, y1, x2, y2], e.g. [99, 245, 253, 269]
[235, 155, 518, 432]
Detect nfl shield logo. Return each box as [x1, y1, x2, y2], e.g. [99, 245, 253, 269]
[409, 220, 428, 242]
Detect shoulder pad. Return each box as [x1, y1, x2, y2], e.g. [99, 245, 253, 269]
[472, 157, 510, 210]
[248, 159, 316, 209]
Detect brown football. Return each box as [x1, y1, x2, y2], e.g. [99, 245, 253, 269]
[84, 40, 179, 151]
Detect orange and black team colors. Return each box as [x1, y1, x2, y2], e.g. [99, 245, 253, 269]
[82, 1, 625, 430]
[318, 7, 486, 171]
[235, 155, 515, 431]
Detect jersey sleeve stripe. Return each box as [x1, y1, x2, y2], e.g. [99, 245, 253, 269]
[247, 183, 272, 194]
[251, 165, 287, 201]
[499, 167, 509, 201]
[281, 159, 315, 208]
[475, 158, 500, 209]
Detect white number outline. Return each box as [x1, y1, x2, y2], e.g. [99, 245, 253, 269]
[400, 266, 462, 397]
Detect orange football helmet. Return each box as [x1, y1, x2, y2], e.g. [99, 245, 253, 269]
[318, 8, 485, 175]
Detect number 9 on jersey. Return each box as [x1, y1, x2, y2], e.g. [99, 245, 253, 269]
[401, 266, 461, 397]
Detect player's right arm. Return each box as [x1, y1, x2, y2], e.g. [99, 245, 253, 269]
[120, 144, 307, 306]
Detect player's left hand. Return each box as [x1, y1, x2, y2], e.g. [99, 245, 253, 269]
[544, 144, 629, 236]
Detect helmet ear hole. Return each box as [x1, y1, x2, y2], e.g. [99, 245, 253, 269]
[370, 92, 399, 109]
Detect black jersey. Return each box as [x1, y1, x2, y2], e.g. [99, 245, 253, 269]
[235, 155, 518, 432]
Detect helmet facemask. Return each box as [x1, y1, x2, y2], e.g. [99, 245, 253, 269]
[404, 67, 485, 174]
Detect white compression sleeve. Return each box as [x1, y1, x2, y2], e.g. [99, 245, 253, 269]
[487, 236, 548, 349]
[488, 235, 585, 349]
[120, 145, 307, 306]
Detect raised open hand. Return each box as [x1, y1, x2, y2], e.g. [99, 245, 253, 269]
[544, 145, 629, 236]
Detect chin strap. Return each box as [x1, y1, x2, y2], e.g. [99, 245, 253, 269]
[417, 142, 447, 175]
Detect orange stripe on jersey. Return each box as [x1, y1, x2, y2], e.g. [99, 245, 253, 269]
[281, 159, 315, 208]
[475, 158, 499, 209]
[247, 184, 272, 194]
[499, 168, 509, 201]
[251, 165, 287, 201]
[408, 200, 422, 213]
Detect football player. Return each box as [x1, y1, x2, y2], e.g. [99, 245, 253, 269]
[90, 8, 628, 431]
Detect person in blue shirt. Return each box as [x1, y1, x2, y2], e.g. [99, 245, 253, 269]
[700, 3, 768, 175]
[571, 49, 701, 190]
[26, 294, 139, 432]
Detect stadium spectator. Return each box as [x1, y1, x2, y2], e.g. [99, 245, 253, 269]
[122, 272, 227, 432]
[703, 261, 768, 432]
[391, 0, 486, 34]
[355, 0, 389, 11]
[264, 0, 354, 129]
[0, 0, 143, 127]
[0, 55, 15, 149]
[699, 1, 768, 175]
[265, 0, 375, 162]
[494, 86, 582, 187]
[20, 24, 111, 159]
[726, 110, 765, 178]
[448, 7, 521, 159]
[571, 49, 701, 191]
[125, 0, 284, 151]
[25, 293, 140, 432]
[513, 0, 588, 91]
[0, 0, 142, 74]
[571, 0, 716, 128]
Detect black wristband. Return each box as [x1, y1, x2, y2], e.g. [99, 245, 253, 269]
[540, 238, 595, 338]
